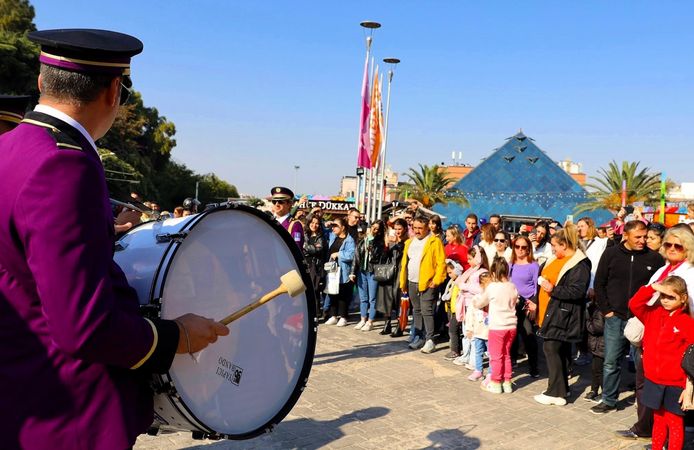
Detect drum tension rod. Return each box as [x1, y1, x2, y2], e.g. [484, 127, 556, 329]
[139, 302, 161, 319]
[155, 381, 178, 396]
[155, 231, 188, 243]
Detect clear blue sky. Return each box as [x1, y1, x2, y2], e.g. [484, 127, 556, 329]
[32, 1, 694, 197]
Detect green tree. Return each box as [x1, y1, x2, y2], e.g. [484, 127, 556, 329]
[0, 0, 40, 96]
[97, 91, 178, 202]
[151, 160, 198, 210]
[576, 160, 664, 214]
[196, 173, 239, 204]
[244, 196, 264, 208]
[98, 149, 143, 200]
[399, 164, 468, 208]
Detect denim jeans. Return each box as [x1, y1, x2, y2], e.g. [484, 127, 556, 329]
[602, 315, 629, 407]
[474, 337, 488, 373]
[357, 271, 378, 320]
[459, 310, 473, 361]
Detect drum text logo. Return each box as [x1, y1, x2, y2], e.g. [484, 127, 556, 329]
[217, 356, 243, 386]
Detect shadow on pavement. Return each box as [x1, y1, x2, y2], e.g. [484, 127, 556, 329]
[313, 341, 411, 366]
[182, 406, 390, 450]
[423, 425, 481, 449]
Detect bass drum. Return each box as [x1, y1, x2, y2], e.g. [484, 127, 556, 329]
[114, 204, 317, 439]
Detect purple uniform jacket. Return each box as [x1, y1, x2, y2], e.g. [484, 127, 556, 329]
[280, 216, 305, 248]
[0, 111, 179, 450]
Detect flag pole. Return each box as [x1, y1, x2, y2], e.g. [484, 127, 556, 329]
[365, 57, 377, 222]
[621, 179, 627, 208]
[660, 172, 666, 223]
[356, 21, 380, 215]
[378, 58, 400, 220]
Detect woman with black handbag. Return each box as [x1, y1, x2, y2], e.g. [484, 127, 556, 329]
[304, 213, 327, 320]
[376, 218, 408, 335]
[353, 220, 386, 332]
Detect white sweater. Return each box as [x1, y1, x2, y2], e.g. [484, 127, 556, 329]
[473, 281, 519, 330]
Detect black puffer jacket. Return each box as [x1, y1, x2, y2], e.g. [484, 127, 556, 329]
[538, 251, 591, 343]
[586, 301, 605, 358]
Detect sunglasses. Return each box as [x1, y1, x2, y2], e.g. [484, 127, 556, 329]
[494, 239, 506, 243]
[514, 245, 529, 250]
[664, 242, 685, 252]
[119, 76, 133, 105]
[271, 199, 287, 205]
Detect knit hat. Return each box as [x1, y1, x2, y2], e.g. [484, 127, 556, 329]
[445, 258, 464, 277]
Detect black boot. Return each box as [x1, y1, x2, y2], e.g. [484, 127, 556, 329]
[390, 323, 403, 337]
[380, 319, 392, 335]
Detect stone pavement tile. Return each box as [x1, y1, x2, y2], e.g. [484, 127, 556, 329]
[135, 317, 654, 450]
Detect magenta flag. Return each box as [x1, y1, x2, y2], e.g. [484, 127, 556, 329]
[357, 53, 372, 168]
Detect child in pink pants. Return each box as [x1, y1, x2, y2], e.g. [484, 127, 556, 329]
[473, 257, 518, 394]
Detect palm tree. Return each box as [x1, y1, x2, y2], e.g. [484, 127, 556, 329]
[399, 164, 468, 208]
[575, 160, 663, 214]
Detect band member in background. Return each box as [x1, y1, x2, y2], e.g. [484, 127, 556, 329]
[0, 94, 32, 135]
[0, 28, 228, 450]
[271, 186, 304, 248]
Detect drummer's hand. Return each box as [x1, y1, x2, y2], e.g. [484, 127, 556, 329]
[114, 222, 133, 233]
[174, 313, 230, 354]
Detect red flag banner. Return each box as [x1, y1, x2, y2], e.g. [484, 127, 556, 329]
[357, 54, 372, 169]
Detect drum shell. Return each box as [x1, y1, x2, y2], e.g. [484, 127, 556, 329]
[113, 205, 316, 439]
[115, 215, 198, 305]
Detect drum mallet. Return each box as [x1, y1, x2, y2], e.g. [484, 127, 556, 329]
[219, 270, 306, 325]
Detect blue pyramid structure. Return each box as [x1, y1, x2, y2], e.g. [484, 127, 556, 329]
[434, 132, 613, 225]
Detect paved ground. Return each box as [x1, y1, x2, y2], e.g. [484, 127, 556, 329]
[136, 315, 650, 450]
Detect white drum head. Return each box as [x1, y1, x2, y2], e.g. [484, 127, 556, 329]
[157, 207, 315, 438]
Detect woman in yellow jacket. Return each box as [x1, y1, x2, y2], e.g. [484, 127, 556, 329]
[399, 216, 447, 353]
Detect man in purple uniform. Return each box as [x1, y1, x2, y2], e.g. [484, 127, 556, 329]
[0, 94, 32, 135]
[0, 29, 229, 450]
[271, 186, 304, 248]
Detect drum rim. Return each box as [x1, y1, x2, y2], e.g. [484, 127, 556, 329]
[154, 203, 317, 439]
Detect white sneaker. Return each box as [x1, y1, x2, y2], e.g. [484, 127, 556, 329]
[325, 316, 338, 325]
[464, 363, 475, 371]
[336, 317, 348, 327]
[533, 393, 567, 406]
[354, 320, 366, 330]
[361, 322, 373, 332]
[453, 355, 468, 366]
[420, 339, 436, 354]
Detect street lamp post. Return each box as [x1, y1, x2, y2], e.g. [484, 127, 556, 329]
[377, 57, 400, 220]
[293, 165, 300, 194]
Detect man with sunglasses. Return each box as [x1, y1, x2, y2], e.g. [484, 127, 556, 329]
[271, 186, 304, 248]
[0, 29, 229, 450]
[591, 220, 664, 416]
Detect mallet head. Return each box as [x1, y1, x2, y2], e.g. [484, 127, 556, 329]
[280, 270, 306, 297]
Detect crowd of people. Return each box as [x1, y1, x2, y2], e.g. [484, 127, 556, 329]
[112, 192, 201, 236]
[292, 200, 694, 450]
[109, 187, 694, 449]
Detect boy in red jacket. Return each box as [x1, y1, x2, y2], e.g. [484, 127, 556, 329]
[629, 275, 694, 450]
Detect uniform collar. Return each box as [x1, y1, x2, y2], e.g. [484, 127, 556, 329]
[275, 213, 290, 224]
[34, 104, 97, 153]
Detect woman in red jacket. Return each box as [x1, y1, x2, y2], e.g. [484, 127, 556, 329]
[629, 275, 694, 450]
